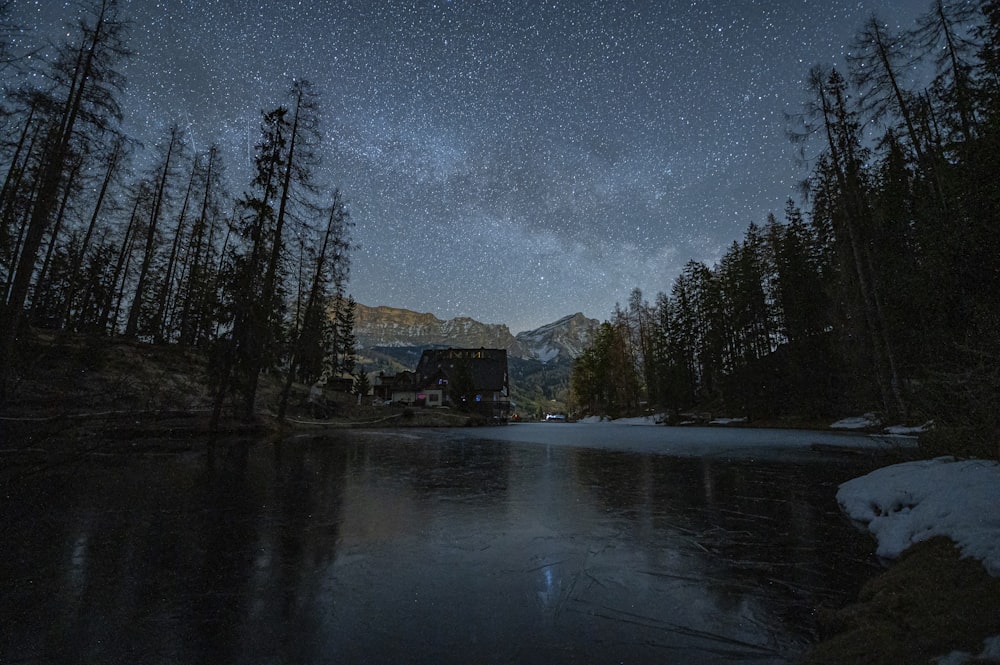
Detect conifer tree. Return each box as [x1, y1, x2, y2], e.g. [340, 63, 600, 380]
[176, 145, 224, 346]
[335, 295, 357, 377]
[59, 133, 125, 329]
[850, 15, 928, 164]
[125, 125, 183, 339]
[277, 190, 352, 421]
[211, 80, 327, 424]
[910, 0, 983, 144]
[1, 0, 128, 373]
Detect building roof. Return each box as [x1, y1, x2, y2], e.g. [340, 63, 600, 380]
[415, 348, 508, 393]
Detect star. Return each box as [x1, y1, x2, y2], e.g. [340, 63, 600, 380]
[6, 0, 928, 332]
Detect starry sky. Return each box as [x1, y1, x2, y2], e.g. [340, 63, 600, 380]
[13, 0, 929, 333]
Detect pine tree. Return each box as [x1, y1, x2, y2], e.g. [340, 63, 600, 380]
[807, 66, 906, 419]
[335, 295, 357, 377]
[59, 133, 125, 329]
[910, 0, 983, 145]
[211, 107, 287, 425]
[176, 145, 224, 347]
[849, 15, 928, 164]
[1, 0, 128, 375]
[277, 191, 352, 421]
[125, 125, 183, 339]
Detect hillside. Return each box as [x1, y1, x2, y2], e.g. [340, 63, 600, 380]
[0, 331, 475, 445]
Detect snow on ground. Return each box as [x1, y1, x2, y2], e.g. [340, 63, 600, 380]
[576, 415, 663, 425]
[831, 414, 936, 437]
[830, 413, 880, 429]
[839, 456, 1000, 664]
[837, 457, 1000, 576]
[885, 421, 933, 435]
[831, 414, 934, 435]
[938, 636, 1000, 665]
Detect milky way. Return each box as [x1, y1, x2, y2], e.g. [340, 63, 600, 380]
[11, 0, 928, 332]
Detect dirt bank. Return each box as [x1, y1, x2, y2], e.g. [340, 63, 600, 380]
[804, 536, 1000, 664]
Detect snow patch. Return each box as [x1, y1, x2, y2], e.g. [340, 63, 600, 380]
[577, 415, 666, 426]
[885, 421, 933, 435]
[830, 413, 880, 429]
[935, 635, 1000, 664]
[837, 457, 1000, 576]
[532, 345, 560, 363]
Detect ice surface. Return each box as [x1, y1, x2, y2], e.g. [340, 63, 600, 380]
[478, 422, 916, 461]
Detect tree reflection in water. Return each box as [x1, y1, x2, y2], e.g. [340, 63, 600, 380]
[1, 428, 884, 664]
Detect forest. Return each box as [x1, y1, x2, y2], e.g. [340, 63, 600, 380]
[571, 1, 1000, 457]
[0, 0, 358, 425]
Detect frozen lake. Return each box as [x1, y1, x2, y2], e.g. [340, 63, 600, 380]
[1, 423, 902, 664]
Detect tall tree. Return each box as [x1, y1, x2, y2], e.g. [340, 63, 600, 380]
[125, 125, 182, 338]
[0, 100, 44, 281]
[978, 1, 1000, 103]
[627, 288, 657, 408]
[0, 0, 128, 369]
[335, 295, 357, 377]
[98, 178, 146, 333]
[213, 80, 324, 424]
[176, 145, 224, 347]
[212, 107, 287, 426]
[59, 132, 125, 329]
[849, 15, 928, 164]
[911, 0, 983, 144]
[807, 66, 906, 419]
[277, 190, 352, 421]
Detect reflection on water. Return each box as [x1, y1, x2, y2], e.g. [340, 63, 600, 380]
[0, 428, 883, 664]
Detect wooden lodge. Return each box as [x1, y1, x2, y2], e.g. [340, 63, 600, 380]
[374, 348, 511, 421]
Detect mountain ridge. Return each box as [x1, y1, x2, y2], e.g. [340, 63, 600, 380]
[354, 303, 600, 364]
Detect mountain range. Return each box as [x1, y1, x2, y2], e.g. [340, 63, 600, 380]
[354, 304, 602, 416]
[354, 304, 600, 364]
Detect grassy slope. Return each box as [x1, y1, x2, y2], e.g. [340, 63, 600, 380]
[0, 331, 479, 445]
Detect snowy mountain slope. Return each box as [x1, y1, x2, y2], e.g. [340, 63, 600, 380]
[514, 312, 600, 363]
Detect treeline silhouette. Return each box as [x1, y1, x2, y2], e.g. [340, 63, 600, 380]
[572, 1, 1000, 457]
[0, 0, 357, 423]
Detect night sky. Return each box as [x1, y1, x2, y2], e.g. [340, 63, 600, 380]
[13, 0, 929, 333]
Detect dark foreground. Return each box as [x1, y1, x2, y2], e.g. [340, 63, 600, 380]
[1, 426, 891, 664]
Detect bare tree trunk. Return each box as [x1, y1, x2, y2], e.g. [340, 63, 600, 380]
[125, 126, 179, 338]
[816, 71, 906, 419]
[152, 153, 196, 343]
[278, 197, 338, 422]
[61, 135, 122, 329]
[97, 184, 142, 334]
[178, 146, 216, 345]
[33, 156, 83, 320]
